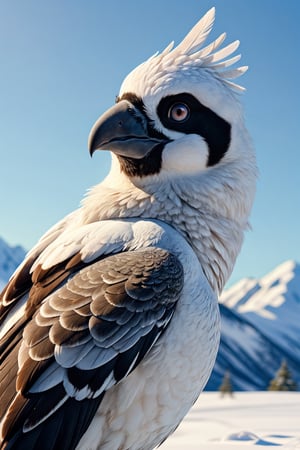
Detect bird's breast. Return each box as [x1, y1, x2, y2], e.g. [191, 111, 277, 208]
[77, 228, 220, 449]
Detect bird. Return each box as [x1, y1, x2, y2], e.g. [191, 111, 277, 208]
[0, 7, 256, 450]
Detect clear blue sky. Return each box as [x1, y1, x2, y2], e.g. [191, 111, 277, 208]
[0, 0, 299, 286]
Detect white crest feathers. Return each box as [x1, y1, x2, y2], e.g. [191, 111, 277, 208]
[137, 8, 248, 93]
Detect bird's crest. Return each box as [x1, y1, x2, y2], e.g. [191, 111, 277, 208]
[121, 8, 247, 95]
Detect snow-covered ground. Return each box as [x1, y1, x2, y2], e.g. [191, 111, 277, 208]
[161, 392, 300, 449]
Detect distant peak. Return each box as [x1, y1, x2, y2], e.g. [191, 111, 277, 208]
[0, 236, 26, 285]
[221, 259, 300, 315]
[260, 260, 298, 288]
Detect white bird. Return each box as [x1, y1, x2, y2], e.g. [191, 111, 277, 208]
[0, 8, 256, 450]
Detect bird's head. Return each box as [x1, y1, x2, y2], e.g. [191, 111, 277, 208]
[86, 8, 257, 292]
[88, 8, 255, 190]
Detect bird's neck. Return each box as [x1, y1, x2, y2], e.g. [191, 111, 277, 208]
[81, 168, 251, 295]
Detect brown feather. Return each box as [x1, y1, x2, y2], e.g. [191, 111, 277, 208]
[16, 357, 54, 393]
[23, 321, 52, 347]
[65, 252, 85, 270]
[25, 252, 88, 317]
[1, 392, 28, 441]
[60, 310, 89, 331]
[0, 255, 36, 306]
[28, 337, 55, 361]
[0, 339, 22, 422]
[0, 316, 27, 360]
[0, 247, 184, 450]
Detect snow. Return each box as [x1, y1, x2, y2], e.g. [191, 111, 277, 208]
[220, 278, 259, 309]
[213, 260, 300, 390]
[220, 260, 300, 319]
[161, 392, 300, 449]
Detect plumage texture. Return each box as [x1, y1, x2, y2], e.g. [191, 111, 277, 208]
[0, 8, 256, 450]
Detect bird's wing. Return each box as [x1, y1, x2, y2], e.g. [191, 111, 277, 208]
[0, 209, 81, 312]
[0, 237, 183, 450]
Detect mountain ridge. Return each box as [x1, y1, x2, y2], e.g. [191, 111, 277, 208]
[0, 237, 26, 289]
[209, 259, 300, 390]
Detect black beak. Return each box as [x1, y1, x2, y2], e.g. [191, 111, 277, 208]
[88, 100, 164, 159]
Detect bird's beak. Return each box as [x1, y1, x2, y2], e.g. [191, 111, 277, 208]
[88, 100, 163, 159]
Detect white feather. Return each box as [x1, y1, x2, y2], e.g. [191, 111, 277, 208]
[219, 65, 249, 79]
[196, 32, 226, 58]
[120, 7, 247, 96]
[176, 7, 216, 55]
[202, 40, 241, 65]
[206, 54, 241, 69]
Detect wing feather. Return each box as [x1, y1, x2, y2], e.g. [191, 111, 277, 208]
[0, 247, 183, 450]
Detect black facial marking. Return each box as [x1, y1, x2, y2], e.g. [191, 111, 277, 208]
[118, 92, 144, 113]
[157, 93, 231, 166]
[119, 92, 168, 141]
[117, 142, 164, 177]
[115, 92, 170, 177]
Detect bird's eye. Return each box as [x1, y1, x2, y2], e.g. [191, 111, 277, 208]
[168, 103, 190, 122]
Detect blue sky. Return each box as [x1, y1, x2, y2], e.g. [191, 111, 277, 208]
[0, 0, 299, 286]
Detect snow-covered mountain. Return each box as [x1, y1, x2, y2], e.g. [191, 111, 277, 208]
[207, 260, 300, 391]
[0, 237, 26, 290]
[0, 236, 299, 391]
